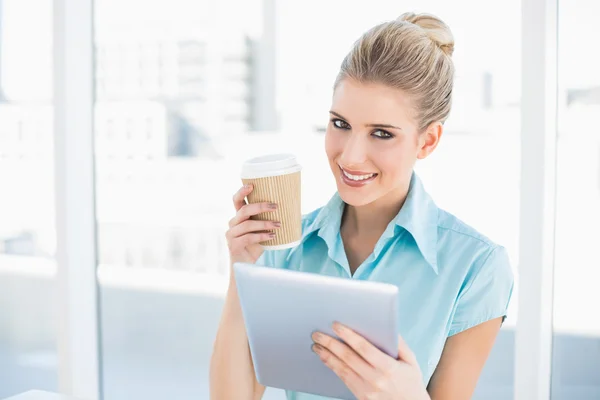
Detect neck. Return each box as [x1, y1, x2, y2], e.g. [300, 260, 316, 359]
[342, 181, 411, 237]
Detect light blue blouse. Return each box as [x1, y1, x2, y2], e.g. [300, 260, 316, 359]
[257, 173, 514, 400]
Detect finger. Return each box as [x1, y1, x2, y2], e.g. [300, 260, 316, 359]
[397, 335, 418, 366]
[232, 184, 253, 211]
[229, 202, 277, 228]
[230, 232, 275, 253]
[312, 343, 368, 397]
[228, 220, 281, 239]
[332, 323, 396, 371]
[312, 332, 379, 383]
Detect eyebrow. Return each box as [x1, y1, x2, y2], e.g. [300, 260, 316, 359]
[329, 111, 402, 130]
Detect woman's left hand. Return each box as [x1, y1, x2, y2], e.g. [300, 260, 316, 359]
[312, 323, 430, 400]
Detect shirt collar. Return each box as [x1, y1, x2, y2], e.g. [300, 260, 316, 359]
[286, 173, 439, 273]
[391, 173, 439, 273]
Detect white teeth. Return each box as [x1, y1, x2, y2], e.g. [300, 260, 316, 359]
[342, 169, 375, 181]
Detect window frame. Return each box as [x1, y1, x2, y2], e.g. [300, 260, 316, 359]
[52, 0, 559, 398]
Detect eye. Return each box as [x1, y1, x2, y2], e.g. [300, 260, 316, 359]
[372, 130, 394, 139]
[332, 118, 351, 130]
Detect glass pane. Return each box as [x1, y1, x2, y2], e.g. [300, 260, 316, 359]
[552, 0, 600, 398]
[95, 1, 520, 399]
[0, 0, 58, 397]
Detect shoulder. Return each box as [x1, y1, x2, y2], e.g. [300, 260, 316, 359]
[435, 208, 513, 283]
[437, 208, 497, 249]
[434, 210, 515, 335]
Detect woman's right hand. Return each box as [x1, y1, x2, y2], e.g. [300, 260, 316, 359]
[226, 184, 281, 266]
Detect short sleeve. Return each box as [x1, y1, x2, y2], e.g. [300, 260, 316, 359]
[448, 245, 515, 336]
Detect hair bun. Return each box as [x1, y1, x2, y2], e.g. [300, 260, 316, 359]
[398, 12, 454, 57]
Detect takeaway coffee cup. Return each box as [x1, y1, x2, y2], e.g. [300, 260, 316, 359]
[240, 154, 302, 249]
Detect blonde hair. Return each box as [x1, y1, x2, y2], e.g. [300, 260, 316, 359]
[334, 12, 455, 132]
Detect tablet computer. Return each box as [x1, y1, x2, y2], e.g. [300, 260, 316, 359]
[233, 262, 399, 400]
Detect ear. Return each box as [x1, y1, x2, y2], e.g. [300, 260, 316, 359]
[417, 122, 443, 160]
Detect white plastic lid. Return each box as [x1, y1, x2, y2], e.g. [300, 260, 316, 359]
[240, 154, 302, 179]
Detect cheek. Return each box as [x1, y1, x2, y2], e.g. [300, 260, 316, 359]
[376, 143, 417, 176]
[324, 129, 342, 159]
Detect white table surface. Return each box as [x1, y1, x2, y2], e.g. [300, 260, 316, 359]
[3, 391, 83, 400]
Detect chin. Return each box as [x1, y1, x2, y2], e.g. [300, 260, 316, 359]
[335, 180, 380, 207]
[339, 192, 374, 207]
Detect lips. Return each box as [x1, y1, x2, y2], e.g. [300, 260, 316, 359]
[338, 165, 378, 187]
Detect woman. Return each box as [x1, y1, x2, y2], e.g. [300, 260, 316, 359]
[210, 12, 514, 400]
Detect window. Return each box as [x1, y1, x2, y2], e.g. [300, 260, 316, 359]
[0, 0, 57, 397]
[551, 0, 600, 398]
[94, 0, 520, 399]
[7, 0, 595, 398]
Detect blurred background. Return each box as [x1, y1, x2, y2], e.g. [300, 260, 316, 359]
[0, 0, 598, 399]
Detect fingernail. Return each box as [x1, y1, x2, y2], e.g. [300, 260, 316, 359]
[269, 232, 276, 238]
[333, 322, 345, 335]
[312, 344, 322, 353]
[268, 203, 278, 209]
[272, 221, 281, 227]
[312, 332, 323, 342]
[245, 184, 252, 190]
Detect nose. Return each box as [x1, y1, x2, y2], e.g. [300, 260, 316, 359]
[339, 132, 368, 167]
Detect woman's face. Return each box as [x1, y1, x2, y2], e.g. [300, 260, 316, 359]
[325, 78, 441, 207]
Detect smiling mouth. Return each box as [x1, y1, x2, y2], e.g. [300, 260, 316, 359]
[338, 165, 378, 181]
